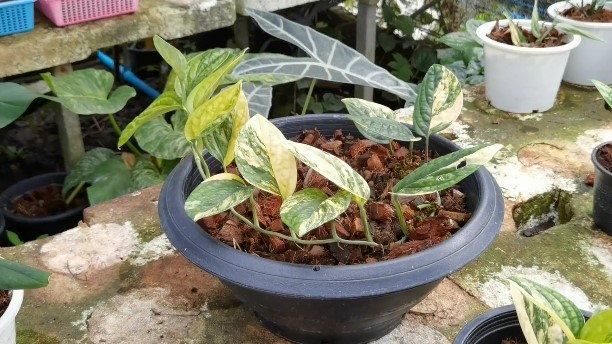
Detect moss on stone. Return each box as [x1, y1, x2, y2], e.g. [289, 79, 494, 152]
[16, 329, 61, 344]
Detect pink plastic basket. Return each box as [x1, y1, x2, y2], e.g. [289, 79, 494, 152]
[37, 0, 139, 27]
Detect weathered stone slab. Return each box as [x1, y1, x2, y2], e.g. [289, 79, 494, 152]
[235, 0, 319, 15]
[0, 0, 236, 78]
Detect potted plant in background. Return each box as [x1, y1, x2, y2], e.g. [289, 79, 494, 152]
[454, 277, 611, 344]
[591, 80, 612, 235]
[119, 10, 505, 343]
[475, 1, 598, 113]
[0, 259, 50, 344]
[548, 0, 612, 86]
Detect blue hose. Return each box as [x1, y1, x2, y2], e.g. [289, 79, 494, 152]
[96, 50, 160, 100]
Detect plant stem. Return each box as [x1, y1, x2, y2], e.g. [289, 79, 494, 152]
[388, 141, 395, 155]
[108, 114, 141, 157]
[301, 79, 316, 116]
[190, 143, 210, 179]
[357, 202, 374, 243]
[330, 222, 379, 246]
[424, 136, 430, 162]
[65, 181, 85, 205]
[409, 141, 414, 160]
[391, 195, 409, 237]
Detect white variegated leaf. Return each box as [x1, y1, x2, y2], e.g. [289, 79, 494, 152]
[280, 189, 351, 237]
[243, 82, 272, 117]
[592, 80, 612, 109]
[285, 141, 370, 203]
[240, 9, 417, 102]
[185, 173, 254, 221]
[235, 115, 297, 199]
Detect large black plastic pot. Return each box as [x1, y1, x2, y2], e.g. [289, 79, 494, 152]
[592, 141, 612, 235]
[159, 114, 504, 343]
[0, 173, 84, 243]
[454, 305, 591, 344]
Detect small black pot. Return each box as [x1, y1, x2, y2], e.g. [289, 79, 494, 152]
[454, 305, 591, 344]
[0, 172, 84, 243]
[159, 114, 505, 343]
[592, 141, 612, 235]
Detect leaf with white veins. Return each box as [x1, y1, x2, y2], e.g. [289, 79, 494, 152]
[343, 98, 419, 143]
[185, 173, 254, 221]
[280, 189, 351, 237]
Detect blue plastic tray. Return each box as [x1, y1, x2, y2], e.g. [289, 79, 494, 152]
[0, 0, 35, 37]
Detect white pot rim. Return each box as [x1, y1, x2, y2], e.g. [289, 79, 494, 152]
[476, 19, 582, 54]
[547, 1, 612, 29]
[0, 290, 23, 330]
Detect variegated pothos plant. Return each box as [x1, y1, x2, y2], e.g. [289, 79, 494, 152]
[182, 63, 502, 246]
[508, 277, 611, 344]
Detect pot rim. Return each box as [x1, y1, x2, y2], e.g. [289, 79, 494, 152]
[476, 19, 582, 55]
[0, 172, 85, 224]
[0, 290, 23, 331]
[548, 1, 612, 29]
[592, 141, 612, 177]
[159, 114, 505, 299]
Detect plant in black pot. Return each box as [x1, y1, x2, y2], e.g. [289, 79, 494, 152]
[454, 277, 611, 344]
[119, 11, 505, 341]
[0, 258, 50, 344]
[591, 80, 612, 235]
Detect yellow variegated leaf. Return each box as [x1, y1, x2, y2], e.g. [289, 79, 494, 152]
[184, 82, 242, 141]
[223, 91, 249, 167]
[235, 114, 297, 199]
[280, 189, 351, 237]
[185, 173, 253, 221]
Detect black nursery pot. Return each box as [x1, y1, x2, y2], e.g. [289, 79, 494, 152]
[159, 114, 505, 344]
[592, 141, 612, 235]
[0, 172, 84, 243]
[454, 305, 591, 344]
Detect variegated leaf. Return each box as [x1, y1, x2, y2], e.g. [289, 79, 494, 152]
[235, 115, 297, 199]
[134, 117, 190, 160]
[240, 9, 416, 102]
[118, 91, 181, 147]
[342, 98, 419, 143]
[578, 309, 612, 343]
[280, 189, 351, 237]
[413, 64, 463, 138]
[509, 277, 585, 344]
[285, 141, 370, 203]
[185, 48, 240, 94]
[392, 144, 502, 196]
[154, 35, 187, 78]
[242, 82, 272, 117]
[184, 82, 242, 141]
[185, 173, 254, 221]
[592, 80, 612, 109]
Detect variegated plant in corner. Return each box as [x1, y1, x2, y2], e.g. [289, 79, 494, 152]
[508, 277, 611, 344]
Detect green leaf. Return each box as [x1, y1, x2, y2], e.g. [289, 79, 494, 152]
[378, 32, 398, 52]
[118, 91, 181, 148]
[63, 148, 116, 196]
[392, 144, 502, 196]
[201, 90, 249, 167]
[280, 189, 351, 237]
[185, 50, 246, 112]
[86, 157, 133, 205]
[438, 32, 482, 52]
[342, 98, 419, 143]
[6, 230, 24, 246]
[509, 277, 585, 344]
[0, 82, 40, 128]
[285, 140, 370, 203]
[185, 173, 254, 221]
[134, 117, 191, 160]
[555, 23, 603, 42]
[41, 69, 136, 115]
[184, 81, 242, 141]
[593, 80, 612, 109]
[131, 159, 165, 189]
[154, 35, 187, 78]
[466, 19, 486, 42]
[413, 64, 463, 138]
[185, 48, 240, 94]
[532, 0, 542, 39]
[235, 115, 297, 199]
[579, 309, 612, 342]
[0, 259, 50, 290]
[410, 46, 438, 73]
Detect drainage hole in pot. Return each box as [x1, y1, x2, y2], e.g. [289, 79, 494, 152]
[313, 265, 321, 271]
[512, 189, 574, 237]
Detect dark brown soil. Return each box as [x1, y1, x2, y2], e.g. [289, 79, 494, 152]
[488, 21, 567, 47]
[563, 6, 612, 22]
[597, 143, 612, 173]
[0, 290, 9, 318]
[501, 339, 526, 344]
[9, 184, 85, 218]
[197, 129, 472, 265]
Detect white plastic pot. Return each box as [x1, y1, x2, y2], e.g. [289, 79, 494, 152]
[476, 19, 581, 113]
[0, 290, 23, 344]
[548, 1, 612, 86]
